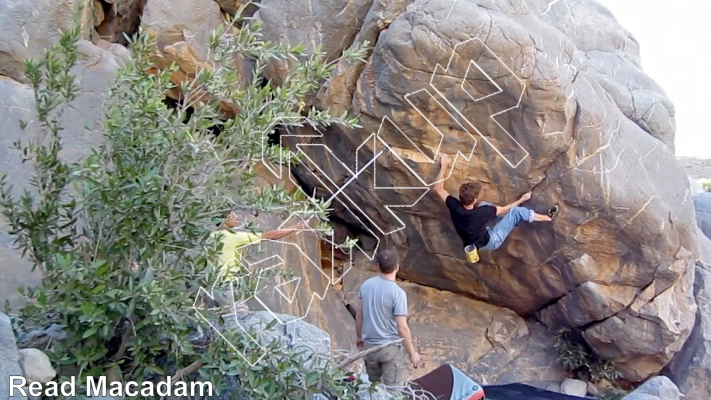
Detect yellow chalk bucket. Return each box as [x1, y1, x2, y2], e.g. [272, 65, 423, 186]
[465, 245, 480, 264]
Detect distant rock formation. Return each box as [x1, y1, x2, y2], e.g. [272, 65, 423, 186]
[678, 156, 711, 179]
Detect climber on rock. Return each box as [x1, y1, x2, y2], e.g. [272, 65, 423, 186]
[205, 211, 307, 307]
[433, 154, 559, 263]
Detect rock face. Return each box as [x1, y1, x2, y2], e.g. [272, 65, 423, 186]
[141, 0, 224, 99]
[666, 266, 711, 400]
[0, 39, 123, 309]
[95, 0, 144, 44]
[0, 312, 27, 400]
[342, 263, 566, 384]
[621, 376, 681, 400]
[0, 0, 95, 82]
[254, 0, 374, 84]
[285, 0, 697, 381]
[228, 312, 332, 370]
[694, 192, 711, 240]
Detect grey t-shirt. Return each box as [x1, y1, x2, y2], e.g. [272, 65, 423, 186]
[359, 276, 408, 345]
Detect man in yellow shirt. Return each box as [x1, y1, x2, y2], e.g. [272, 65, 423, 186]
[210, 211, 306, 281]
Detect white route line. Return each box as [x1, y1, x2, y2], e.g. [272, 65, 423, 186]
[327, 148, 386, 204]
[430, 37, 529, 168]
[194, 237, 335, 362]
[260, 116, 319, 180]
[215, 35, 533, 358]
[299, 138, 429, 237]
[193, 256, 268, 367]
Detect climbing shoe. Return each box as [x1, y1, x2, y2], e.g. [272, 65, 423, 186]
[547, 204, 560, 220]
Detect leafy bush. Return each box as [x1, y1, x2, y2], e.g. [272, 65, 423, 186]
[599, 388, 629, 400]
[552, 327, 622, 384]
[0, 6, 368, 400]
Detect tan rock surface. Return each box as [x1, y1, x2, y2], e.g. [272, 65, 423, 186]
[0, 0, 94, 82]
[342, 262, 565, 384]
[287, 0, 698, 380]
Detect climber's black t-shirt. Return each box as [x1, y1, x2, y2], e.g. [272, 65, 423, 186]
[445, 195, 497, 248]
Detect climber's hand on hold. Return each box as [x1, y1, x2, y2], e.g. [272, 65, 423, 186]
[519, 191, 532, 203]
[439, 153, 451, 167]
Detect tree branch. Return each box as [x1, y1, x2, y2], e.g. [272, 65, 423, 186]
[171, 361, 206, 381]
[335, 339, 403, 370]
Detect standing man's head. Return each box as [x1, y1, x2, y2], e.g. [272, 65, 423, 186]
[377, 248, 400, 276]
[459, 182, 481, 207]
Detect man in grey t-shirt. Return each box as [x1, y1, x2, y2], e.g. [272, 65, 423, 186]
[356, 248, 422, 386]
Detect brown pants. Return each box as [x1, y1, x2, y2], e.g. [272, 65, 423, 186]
[363, 343, 407, 386]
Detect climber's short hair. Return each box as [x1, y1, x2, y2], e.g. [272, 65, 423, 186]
[377, 248, 400, 274]
[459, 181, 481, 205]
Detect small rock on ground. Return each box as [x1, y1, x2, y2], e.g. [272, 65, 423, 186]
[560, 379, 588, 397]
[18, 348, 56, 383]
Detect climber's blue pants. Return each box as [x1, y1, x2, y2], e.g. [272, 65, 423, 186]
[477, 202, 535, 251]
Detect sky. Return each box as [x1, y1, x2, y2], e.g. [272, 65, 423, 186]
[595, 0, 711, 158]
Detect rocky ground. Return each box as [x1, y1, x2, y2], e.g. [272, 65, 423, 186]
[1, 0, 711, 400]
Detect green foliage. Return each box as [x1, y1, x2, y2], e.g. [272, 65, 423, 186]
[599, 388, 629, 400]
[0, 5, 369, 399]
[699, 178, 711, 192]
[552, 327, 622, 384]
[201, 323, 359, 399]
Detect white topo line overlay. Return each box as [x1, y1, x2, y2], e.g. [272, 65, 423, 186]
[203, 36, 531, 358]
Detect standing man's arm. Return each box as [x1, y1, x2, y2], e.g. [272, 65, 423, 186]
[355, 301, 364, 349]
[395, 316, 421, 368]
[394, 290, 421, 368]
[433, 153, 452, 203]
[494, 191, 532, 216]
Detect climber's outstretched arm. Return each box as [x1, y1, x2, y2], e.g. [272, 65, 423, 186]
[433, 153, 452, 202]
[495, 192, 532, 216]
[261, 222, 307, 240]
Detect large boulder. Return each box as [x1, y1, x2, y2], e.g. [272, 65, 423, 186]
[286, 0, 697, 381]
[694, 192, 711, 240]
[227, 312, 332, 370]
[666, 266, 711, 400]
[0, 40, 123, 309]
[620, 376, 681, 400]
[342, 263, 566, 384]
[254, 0, 374, 84]
[0, 0, 95, 82]
[141, 0, 225, 101]
[582, 266, 695, 381]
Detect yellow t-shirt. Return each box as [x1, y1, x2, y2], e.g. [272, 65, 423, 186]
[210, 230, 261, 278]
